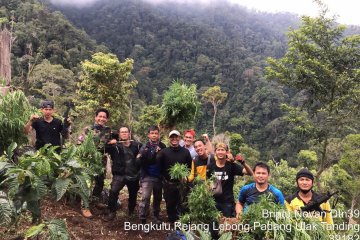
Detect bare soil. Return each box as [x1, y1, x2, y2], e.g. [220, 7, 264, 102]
[1, 190, 172, 240]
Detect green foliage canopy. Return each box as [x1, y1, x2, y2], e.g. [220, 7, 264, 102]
[76, 52, 137, 125]
[266, 7, 360, 176]
[0, 90, 37, 152]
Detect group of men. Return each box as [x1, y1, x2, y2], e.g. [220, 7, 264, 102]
[24, 101, 333, 234]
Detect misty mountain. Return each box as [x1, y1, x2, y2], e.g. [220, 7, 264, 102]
[50, 0, 306, 161]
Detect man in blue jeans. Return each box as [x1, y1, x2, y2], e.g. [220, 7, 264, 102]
[137, 126, 166, 227]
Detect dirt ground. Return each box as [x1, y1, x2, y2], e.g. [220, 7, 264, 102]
[1, 189, 172, 240]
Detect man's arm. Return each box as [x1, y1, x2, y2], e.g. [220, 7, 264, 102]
[187, 160, 196, 183]
[242, 162, 253, 176]
[24, 114, 39, 134]
[235, 201, 244, 219]
[202, 134, 213, 154]
[235, 154, 253, 176]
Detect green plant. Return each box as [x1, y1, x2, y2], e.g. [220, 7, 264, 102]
[52, 149, 92, 208]
[180, 180, 220, 224]
[238, 196, 331, 239]
[161, 81, 200, 129]
[25, 219, 70, 240]
[0, 191, 15, 227]
[0, 77, 6, 86]
[0, 90, 38, 152]
[169, 163, 190, 181]
[74, 133, 103, 176]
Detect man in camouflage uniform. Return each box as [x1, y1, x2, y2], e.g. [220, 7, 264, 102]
[77, 108, 111, 218]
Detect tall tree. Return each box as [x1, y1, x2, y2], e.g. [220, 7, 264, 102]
[265, 3, 360, 180]
[76, 52, 136, 125]
[339, 134, 360, 224]
[28, 59, 75, 103]
[202, 86, 227, 136]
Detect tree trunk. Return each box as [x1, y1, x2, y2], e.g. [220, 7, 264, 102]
[316, 136, 329, 190]
[0, 28, 12, 86]
[348, 195, 358, 224]
[213, 105, 217, 136]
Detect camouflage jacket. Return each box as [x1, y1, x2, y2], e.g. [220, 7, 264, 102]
[77, 124, 112, 152]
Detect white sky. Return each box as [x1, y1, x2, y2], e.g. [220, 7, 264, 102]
[50, 0, 360, 26]
[229, 0, 359, 26]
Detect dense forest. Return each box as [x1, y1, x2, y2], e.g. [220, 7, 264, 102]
[1, 0, 359, 239]
[51, 0, 304, 161]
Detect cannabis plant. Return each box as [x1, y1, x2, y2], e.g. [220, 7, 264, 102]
[180, 180, 220, 224]
[74, 132, 103, 177]
[238, 196, 331, 240]
[169, 162, 190, 180]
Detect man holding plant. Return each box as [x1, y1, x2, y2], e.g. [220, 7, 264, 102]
[156, 130, 192, 224]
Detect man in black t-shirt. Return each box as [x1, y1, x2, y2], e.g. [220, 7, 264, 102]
[24, 100, 69, 152]
[156, 130, 192, 223]
[207, 142, 253, 217]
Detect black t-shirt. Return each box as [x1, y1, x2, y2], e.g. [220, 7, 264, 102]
[157, 146, 192, 182]
[207, 161, 244, 203]
[32, 117, 63, 150]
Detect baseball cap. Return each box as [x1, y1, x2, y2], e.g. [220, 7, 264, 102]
[40, 100, 54, 109]
[184, 129, 196, 137]
[169, 130, 181, 137]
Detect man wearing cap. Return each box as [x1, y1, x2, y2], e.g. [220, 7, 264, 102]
[24, 100, 69, 152]
[181, 129, 197, 159]
[156, 130, 192, 223]
[181, 129, 213, 159]
[285, 168, 333, 224]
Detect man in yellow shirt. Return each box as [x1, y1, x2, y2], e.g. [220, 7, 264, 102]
[285, 168, 333, 224]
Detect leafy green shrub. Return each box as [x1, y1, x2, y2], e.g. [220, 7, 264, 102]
[238, 196, 331, 240]
[180, 179, 220, 224]
[25, 219, 70, 240]
[0, 191, 15, 227]
[0, 90, 37, 152]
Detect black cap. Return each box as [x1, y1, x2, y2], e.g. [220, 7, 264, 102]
[296, 168, 314, 181]
[40, 100, 54, 109]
